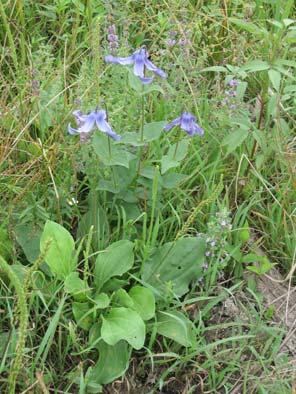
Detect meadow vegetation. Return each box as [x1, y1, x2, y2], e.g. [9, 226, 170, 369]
[0, 1, 295, 393]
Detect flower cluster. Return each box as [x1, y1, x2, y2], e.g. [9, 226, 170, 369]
[107, 25, 119, 52]
[200, 208, 232, 272]
[166, 29, 191, 50]
[222, 79, 239, 111]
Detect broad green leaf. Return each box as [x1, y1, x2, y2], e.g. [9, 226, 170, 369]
[94, 240, 134, 291]
[142, 237, 206, 298]
[88, 340, 130, 384]
[40, 220, 76, 280]
[128, 69, 143, 93]
[129, 286, 155, 321]
[161, 140, 189, 174]
[64, 272, 90, 301]
[242, 60, 270, 72]
[113, 289, 134, 308]
[98, 162, 137, 193]
[92, 133, 135, 168]
[156, 310, 196, 347]
[93, 293, 110, 309]
[102, 278, 129, 293]
[120, 122, 165, 146]
[15, 223, 42, 263]
[72, 302, 93, 330]
[120, 132, 146, 146]
[222, 128, 249, 155]
[268, 69, 281, 91]
[162, 172, 187, 189]
[143, 121, 165, 141]
[101, 307, 145, 349]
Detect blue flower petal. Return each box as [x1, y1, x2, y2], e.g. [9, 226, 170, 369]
[180, 112, 196, 132]
[95, 110, 121, 141]
[68, 124, 79, 135]
[191, 124, 204, 136]
[145, 59, 167, 79]
[138, 76, 154, 84]
[163, 117, 181, 131]
[133, 52, 145, 77]
[72, 110, 87, 126]
[105, 54, 134, 65]
[77, 113, 96, 133]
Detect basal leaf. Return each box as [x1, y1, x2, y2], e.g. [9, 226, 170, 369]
[88, 340, 130, 384]
[40, 220, 76, 280]
[64, 272, 90, 301]
[101, 307, 145, 350]
[94, 240, 134, 291]
[129, 285, 155, 321]
[142, 237, 206, 298]
[157, 310, 196, 347]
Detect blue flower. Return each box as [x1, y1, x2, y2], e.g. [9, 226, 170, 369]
[105, 47, 167, 84]
[68, 109, 121, 141]
[164, 112, 204, 136]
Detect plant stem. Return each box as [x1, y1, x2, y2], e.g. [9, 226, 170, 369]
[107, 137, 117, 189]
[246, 95, 265, 177]
[137, 87, 146, 175]
[173, 139, 180, 160]
[140, 89, 145, 142]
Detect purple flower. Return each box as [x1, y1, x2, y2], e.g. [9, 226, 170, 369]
[107, 25, 116, 35]
[105, 47, 167, 84]
[68, 109, 121, 141]
[164, 112, 204, 136]
[228, 79, 239, 87]
[166, 38, 176, 47]
[225, 90, 236, 97]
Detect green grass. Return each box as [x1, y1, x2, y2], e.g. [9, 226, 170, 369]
[0, 0, 295, 393]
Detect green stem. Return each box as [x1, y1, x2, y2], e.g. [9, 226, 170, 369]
[83, 225, 94, 283]
[140, 92, 145, 142]
[137, 88, 146, 175]
[245, 94, 265, 177]
[173, 139, 180, 160]
[107, 135, 112, 159]
[107, 137, 117, 189]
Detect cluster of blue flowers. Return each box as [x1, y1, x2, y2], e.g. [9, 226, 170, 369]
[68, 46, 204, 140]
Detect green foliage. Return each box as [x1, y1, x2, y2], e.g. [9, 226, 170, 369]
[88, 340, 130, 385]
[156, 310, 196, 347]
[142, 237, 206, 298]
[1, 1, 295, 393]
[40, 220, 76, 279]
[101, 307, 145, 350]
[94, 240, 134, 291]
